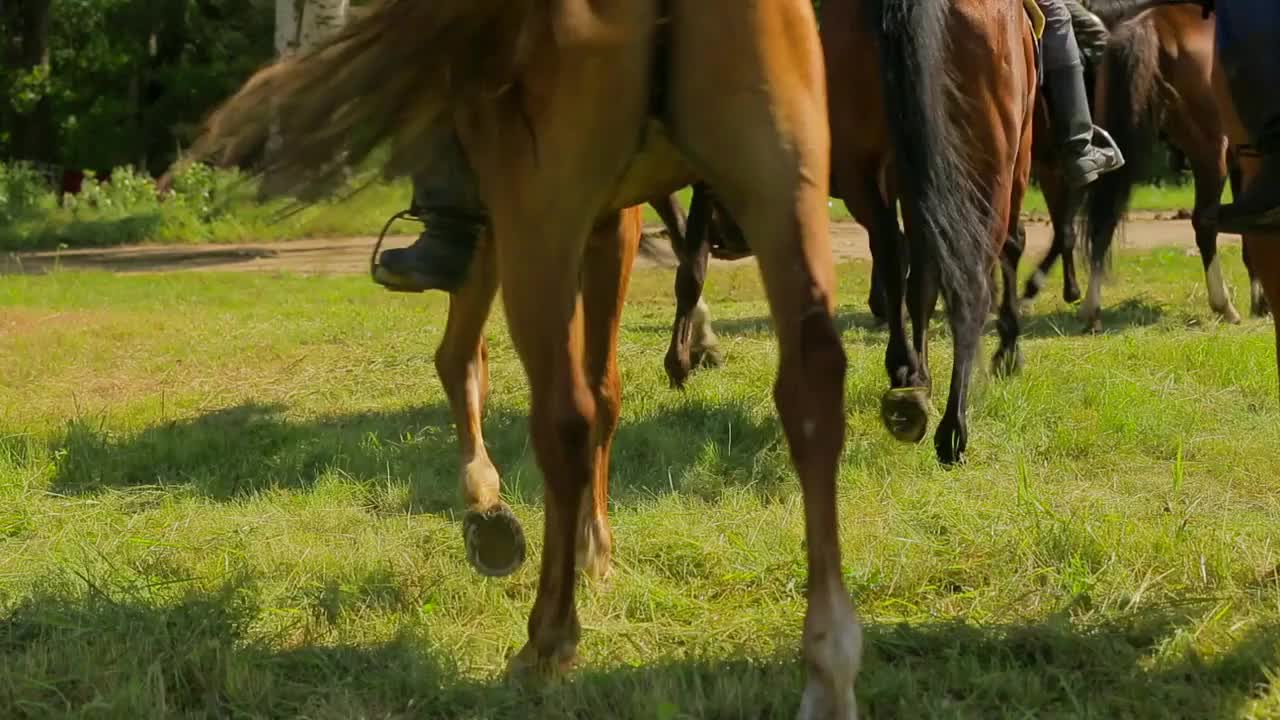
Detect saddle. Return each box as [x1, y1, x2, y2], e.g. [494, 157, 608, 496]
[1024, 0, 1046, 86]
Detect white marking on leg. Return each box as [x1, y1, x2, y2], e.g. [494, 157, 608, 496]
[1030, 269, 1047, 292]
[1205, 256, 1240, 322]
[692, 298, 719, 347]
[1082, 273, 1103, 323]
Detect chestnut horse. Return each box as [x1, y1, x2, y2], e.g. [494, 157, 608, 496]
[188, 0, 990, 712]
[1078, 4, 1268, 332]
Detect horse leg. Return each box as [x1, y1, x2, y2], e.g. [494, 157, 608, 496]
[995, 221, 1027, 377]
[1192, 167, 1241, 324]
[653, 190, 723, 373]
[575, 208, 641, 581]
[1173, 121, 1241, 324]
[1246, 236, 1280, 393]
[434, 234, 526, 577]
[664, 186, 716, 388]
[863, 180, 930, 443]
[672, 1, 859, 715]
[868, 248, 889, 324]
[1025, 168, 1082, 306]
[1243, 240, 1273, 318]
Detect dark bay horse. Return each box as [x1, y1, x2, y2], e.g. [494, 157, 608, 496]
[188, 0, 991, 710]
[1079, 4, 1267, 332]
[664, 0, 1035, 465]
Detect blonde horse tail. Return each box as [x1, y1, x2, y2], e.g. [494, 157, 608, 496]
[184, 0, 541, 200]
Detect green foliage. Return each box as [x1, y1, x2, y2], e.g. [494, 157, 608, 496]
[0, 163, 55, 224]
[1, 0, 274, 174]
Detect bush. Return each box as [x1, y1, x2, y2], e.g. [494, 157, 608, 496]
[0, 163, 58, 225]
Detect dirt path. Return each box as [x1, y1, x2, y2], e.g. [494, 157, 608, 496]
[2, 216, 1232, 277]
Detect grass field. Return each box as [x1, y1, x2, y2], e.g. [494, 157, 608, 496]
[2, 248, 1279, 718]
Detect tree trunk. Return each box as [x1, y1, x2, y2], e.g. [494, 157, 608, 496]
[267, 0, 347, 164]
[9, 0, 55, 164]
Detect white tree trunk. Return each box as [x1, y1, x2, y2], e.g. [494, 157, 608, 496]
[299, 0, 349, 50]
[268, 0, 348, 157]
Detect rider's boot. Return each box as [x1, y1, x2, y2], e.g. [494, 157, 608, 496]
[373, 131, 487, 293]
[1046, 63, 1126, 189]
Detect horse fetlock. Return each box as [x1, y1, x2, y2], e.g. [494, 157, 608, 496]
[508, 631, 580, 682]
[460, 457, 502, 510]
[992, 345, 1025, 378]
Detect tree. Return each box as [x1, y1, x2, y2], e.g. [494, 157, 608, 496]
[268, 0, 348, 156]
[4, 0, 55, 164]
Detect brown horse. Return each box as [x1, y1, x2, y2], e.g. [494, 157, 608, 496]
[661, 0, 1033, 465]
[1078, 4, 1268, 332]
[826, 0, 1036, 465]
[1212, 45, 1280, 392]
[188, 0, 994, 711]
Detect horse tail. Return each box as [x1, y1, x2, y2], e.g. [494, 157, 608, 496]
[185, 0, 540, 199]
[876, 0, 992, 327]
[1081, 15, 1162, 276]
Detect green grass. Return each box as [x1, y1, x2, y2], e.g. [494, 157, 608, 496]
[1, 157, 1213, 252]
[1, 248, 1278, 718]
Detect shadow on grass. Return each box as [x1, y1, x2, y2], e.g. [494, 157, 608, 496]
[1, 583, 1275, 718]
[49, 397, 802, 513]
[664, 296, 1169, 348]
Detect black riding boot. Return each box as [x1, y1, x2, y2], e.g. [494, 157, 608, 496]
[1046, 64, 1126, 189]
[1216, 11, 1280, 235]
[373, 132, 487, 293]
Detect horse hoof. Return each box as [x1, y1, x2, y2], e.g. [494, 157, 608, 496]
[507, 640, 578, 684]
[692, 346, 725, 370]
[880, 388, 930, 444]
[1218, 306, 1243, 325]
[934, 427, 967, 467]
[463, 503, 526, 578]
[1064, 286, 1082, 305]
[992, 347, 1025, 378]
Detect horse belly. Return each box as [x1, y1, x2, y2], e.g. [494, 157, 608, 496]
[608, 119, 697, 210]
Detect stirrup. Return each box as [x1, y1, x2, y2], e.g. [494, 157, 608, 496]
[1091, 125, 1124, 158]
[369, 208, 425, 284]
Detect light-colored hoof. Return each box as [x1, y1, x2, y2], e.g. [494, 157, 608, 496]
[880, 387, 930, 444]
[797, 682, 858, 720]
[506, 639, 578, 684]
[1217, 305, 1243, 325]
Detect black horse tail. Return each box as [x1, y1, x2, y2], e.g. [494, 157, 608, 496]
[1081, 15, 1162, 276]
[875, 0, 992, 328]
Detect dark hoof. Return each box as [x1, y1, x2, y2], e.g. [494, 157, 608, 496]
[1063, 285, 1082, 305]
[992, 347, 1025, 378]
[934, 425, 967, 466]
[880, 388, 930, 444]
[463, 503, 526, 578]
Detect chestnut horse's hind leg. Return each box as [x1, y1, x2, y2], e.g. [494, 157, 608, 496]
[575, 208, 642, 580]
[434, 234, 527, 577]
[671, 1, 860, 716]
